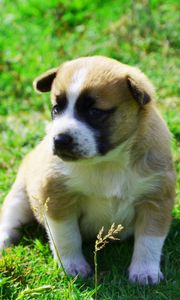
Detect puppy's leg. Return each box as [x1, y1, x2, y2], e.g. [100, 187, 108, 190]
[0, 178, 34, 250]
[129, 200, 173, 285]
[46, 215, 92, 277]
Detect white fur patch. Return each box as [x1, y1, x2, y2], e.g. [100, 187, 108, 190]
[66, 68, 87, 114]
[48, 68, 98, 158]
[129, 235, 165, 284]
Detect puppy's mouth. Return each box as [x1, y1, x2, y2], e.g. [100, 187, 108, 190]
[53, 148, 81, 161]
[52, 132, 99, 162]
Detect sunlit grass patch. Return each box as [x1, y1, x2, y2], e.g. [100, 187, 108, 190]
[0, 0, 179, 299]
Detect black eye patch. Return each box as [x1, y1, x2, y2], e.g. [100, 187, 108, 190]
[75, 91, 116, 127]
[76, 92, 96, 113]
[85, 106, 116, 129]
[51, 94, 67, 119]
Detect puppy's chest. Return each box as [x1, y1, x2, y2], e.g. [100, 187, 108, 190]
[58, 163, 159, 235]
[66, 165, 140, 200]
[65, 166, 139, 232]
[65, 165, 140, 215]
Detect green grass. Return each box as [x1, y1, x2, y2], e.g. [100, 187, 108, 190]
[0, 0, 180, 299]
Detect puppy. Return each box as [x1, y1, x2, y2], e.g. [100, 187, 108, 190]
[0, 56, 175, 284]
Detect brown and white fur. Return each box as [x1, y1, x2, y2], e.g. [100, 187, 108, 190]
[0, 56, 175, 284]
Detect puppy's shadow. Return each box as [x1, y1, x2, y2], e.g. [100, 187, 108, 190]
[19, 220, 47, 246]
[83, 236, 134, 287]
[18, 218, 180, 291]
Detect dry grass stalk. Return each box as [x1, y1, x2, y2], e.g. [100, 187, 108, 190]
[16, 285, 55, 300]
[95, 223, 123, 252]
[94, 223, 123, 300]
[32, 196, 67, 277]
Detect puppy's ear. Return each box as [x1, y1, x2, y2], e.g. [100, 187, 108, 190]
[127, 71, 155, 105]
[33, 68, 58, 93]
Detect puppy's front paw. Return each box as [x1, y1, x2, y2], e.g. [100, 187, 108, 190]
[0, 227, 19, 251]
[0, 231, 12, 251]
[60, 255, 92, 278]
[128, 263, 164, 285]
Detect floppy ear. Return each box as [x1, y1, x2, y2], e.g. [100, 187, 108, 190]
[33, 67, 58, 93]
[127, 71, 155, 105]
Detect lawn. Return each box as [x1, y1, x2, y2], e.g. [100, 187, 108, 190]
[0, 0, 180, 299]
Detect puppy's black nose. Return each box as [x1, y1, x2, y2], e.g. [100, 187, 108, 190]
[54, 134, 73, 150]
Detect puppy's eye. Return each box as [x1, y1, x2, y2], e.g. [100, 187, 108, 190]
[88, 107, 116, 120]
[51, 104, 62, 119]
[51, 94, 67, 119]
[88, 108, 106, 119]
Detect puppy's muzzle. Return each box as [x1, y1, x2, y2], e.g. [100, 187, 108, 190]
[53, 133, 78, 161]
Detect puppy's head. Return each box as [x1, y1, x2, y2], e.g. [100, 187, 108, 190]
[33, 56, 155, 162]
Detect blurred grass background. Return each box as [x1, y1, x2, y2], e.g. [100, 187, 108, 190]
[0, 0, 179, 299]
